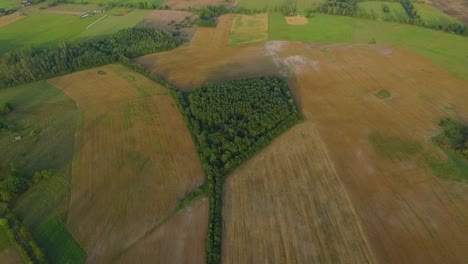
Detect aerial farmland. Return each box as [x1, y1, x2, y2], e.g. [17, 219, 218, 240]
[0, 0, 467, 263]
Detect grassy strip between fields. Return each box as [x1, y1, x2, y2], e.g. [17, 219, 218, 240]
[0, 206, 46, 263]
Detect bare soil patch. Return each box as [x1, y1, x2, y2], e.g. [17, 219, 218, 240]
[223, 122, 374, 263]
[139, 10, 196, 39]
[116, 198, 209, 264]
[0, 12, 25, 27]
[48, 64, 206, 263]
[285, 15, 308, 25]
[0, 248, 22, 264]
[163, 0, 228, 10]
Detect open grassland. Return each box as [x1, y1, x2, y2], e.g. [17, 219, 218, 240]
[414, 3, 463, 26]
[269, 13, 468, 80]
[0, 9, 148, 54]
[0, 0, 18, 9]
[35, 218, 86, 263]
[48, 64, 206, 263]
[116, 198, 209, 263]
[81, 0, 163, 5]
[0, 225, 22, 264]
[223, 122, 374, 263]
[229, 13, 268, 45]
[238, 0, 322, 10]
[0, 12, 25, 28]
[0, 81, 77, 179]
[426, 0, 468, 23]
[358, 1, 409, 20]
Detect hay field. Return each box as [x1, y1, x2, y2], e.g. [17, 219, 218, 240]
[414, 3, 464, 26]
[116, 198, 209, 263]
[229, 14, 268, 45]
[223, 122, 374, 263]
[426, 0, 468, 23]
[268, 42, 468, 263]
[0, 12, 24, 28]
[285, 15, 308, 25]
[49, 64, 206, 263]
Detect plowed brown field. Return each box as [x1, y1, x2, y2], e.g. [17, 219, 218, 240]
[48, 64, 206, 263]
[134, 17, 468, 262]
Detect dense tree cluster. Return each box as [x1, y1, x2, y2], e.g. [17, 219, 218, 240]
[195, 5, 261, 27]
[399, 0, 422, 24]
[0, 27, 182, 88]
[0, 176, 29, 202]
[435, 118, 468, 159]
[173, 77, 301, 263]
[319, 0, 358, 16]
[0, 205, 46, 263]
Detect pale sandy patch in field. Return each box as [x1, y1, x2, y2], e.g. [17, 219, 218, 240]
[0, 12, 24, 27]
[285, 15, 308, 25]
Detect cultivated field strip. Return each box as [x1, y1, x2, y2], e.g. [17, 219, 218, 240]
[116, 198, 209, 264]
[223, 123, 374, 264]
[48, 65, 206, 263]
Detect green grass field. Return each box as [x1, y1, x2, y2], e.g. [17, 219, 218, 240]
[0, 81, 77, 178]
[269, 13, 468, 80]
[414, 3, 463, 26]
[238, 0, 321, 11]
[0, 224, 13, 251]
[0, 0, 19, 9]
[35, 218, 86, 263]
[84, 0, 162, 5]
[358, 1, 409, 21]
[0, 9, 149, 54]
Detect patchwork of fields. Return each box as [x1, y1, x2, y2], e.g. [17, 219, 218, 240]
[1, 0, 468, 262]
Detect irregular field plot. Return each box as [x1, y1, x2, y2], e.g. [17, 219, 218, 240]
[270, 42, 468, 263]
[117, 198, 209, 264]
[426, 0, 468, 23]
[48, 64, 206, 263]
[238, 0, 321, 10]
[229, 14, 268, 45]
[36, 218, 86, 264]
[139, 10, 196, 39]
[223, 122, 374, 263]
[285, 15, 308, 25]
[269, 12, 468, 80]
[0, 12, 25, 28]
[358, 1, 409, 20]
[414, 3, 464, 26]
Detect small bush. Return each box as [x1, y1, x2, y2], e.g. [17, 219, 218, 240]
[0, 103, 12, 115]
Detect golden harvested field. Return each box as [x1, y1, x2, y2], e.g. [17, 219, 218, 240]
[274, 42, 468, 263]
[48, 64, 206, 263]
[117, 198, 209, 263]
[229, 14, 268, 45]
[135, 16, 468, 261]
[285, 15, 308, 25]
[0, 12, 24, 27]
[223, 122, 374, 263]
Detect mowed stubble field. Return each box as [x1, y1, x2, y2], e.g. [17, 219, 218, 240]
[135, 15, 468, 263]
[48, 64, 207, 263]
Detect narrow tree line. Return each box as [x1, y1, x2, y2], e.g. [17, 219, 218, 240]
[0, 27, 182, 88]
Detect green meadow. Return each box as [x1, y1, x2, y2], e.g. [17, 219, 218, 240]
[414, 3, 463, 26]
[269, 13, 468, 80]
[0, 9, 149, 54]
[238, 0, 321, 11]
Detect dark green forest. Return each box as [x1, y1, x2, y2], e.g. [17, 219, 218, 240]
[173, 77, 302, 264]
[0, 27, 182, 88]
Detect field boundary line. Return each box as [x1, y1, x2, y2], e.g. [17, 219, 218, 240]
[86, 14, 108, 30]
